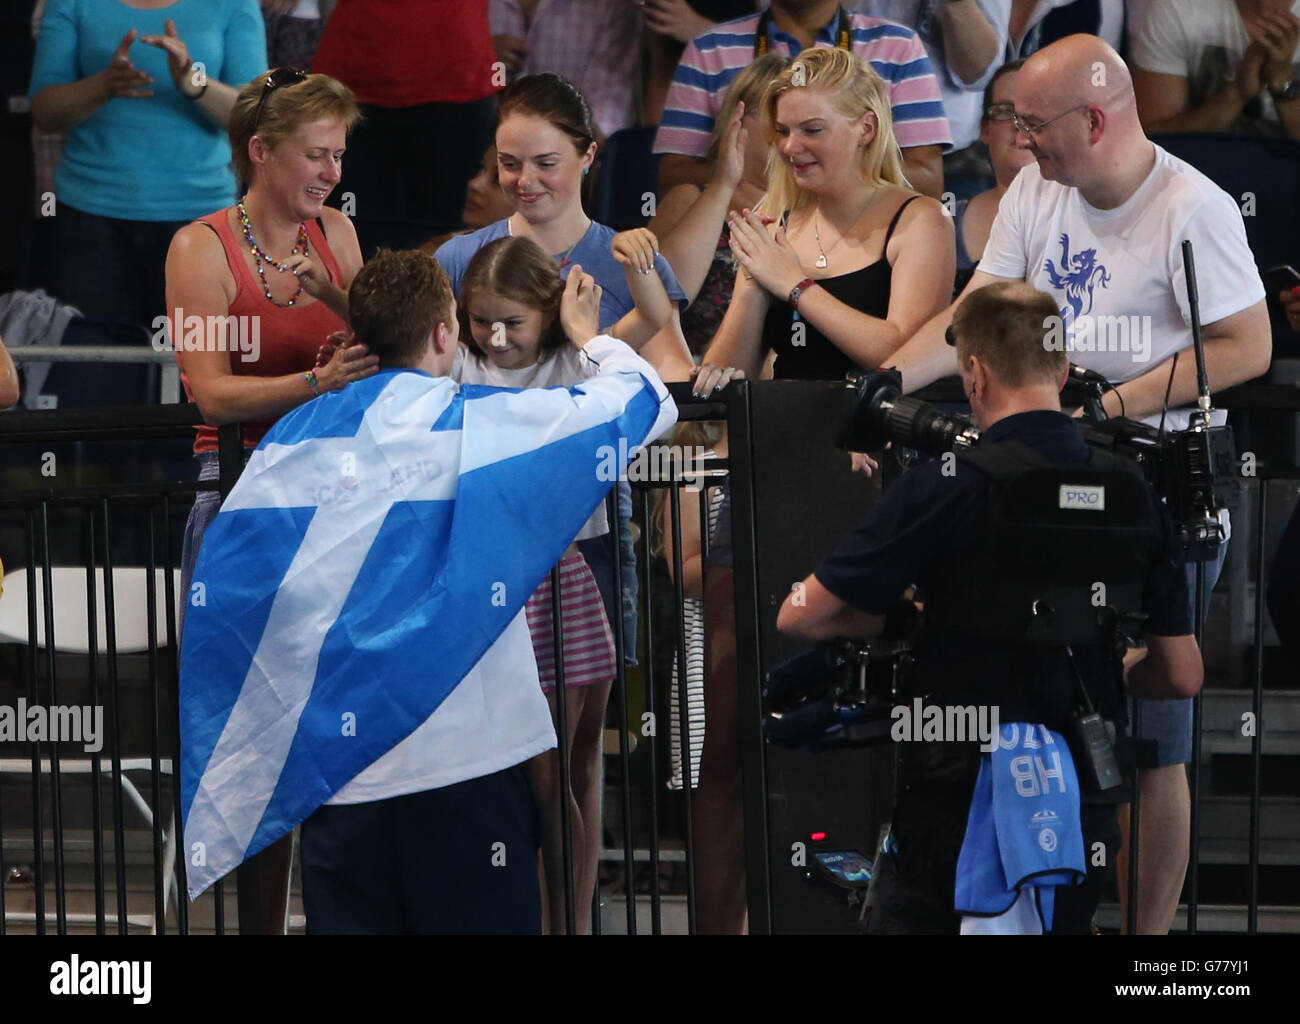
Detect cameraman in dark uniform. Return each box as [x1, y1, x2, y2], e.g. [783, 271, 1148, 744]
[777, 281, 1204, 934]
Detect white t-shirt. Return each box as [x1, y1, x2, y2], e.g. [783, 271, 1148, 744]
[1008, 0, 1125, 59]
[452, 340, 610, 540]
[1131, 0, 1300, 131]
[978, 144, 1265, 428]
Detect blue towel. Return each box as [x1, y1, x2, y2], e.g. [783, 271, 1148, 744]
[954, 723, 1086, 933]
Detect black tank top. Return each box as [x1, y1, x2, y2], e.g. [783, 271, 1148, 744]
[760, 194, 920, 380]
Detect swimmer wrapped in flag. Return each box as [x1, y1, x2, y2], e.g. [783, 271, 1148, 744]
[179, 330, 676, 899]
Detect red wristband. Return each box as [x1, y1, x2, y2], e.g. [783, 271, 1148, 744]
[789, 278, 816, 310]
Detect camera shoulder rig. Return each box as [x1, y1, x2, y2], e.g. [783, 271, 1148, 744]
[925, 438, 1156, 648]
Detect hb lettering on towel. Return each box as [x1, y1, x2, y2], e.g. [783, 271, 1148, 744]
[954, 723, 1087, 934]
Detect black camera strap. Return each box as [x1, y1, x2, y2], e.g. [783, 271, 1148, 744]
[754, 6, 853, 56]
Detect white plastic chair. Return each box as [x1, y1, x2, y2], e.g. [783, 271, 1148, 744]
[0, 566, 182, 933]
[0, 566, 180, 653]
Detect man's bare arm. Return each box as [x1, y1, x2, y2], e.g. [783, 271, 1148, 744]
[777, 574, 884, 643]
[937, 0, 1003, 86]
[1127, 633, 1203, 699]
[1133, 69, 1252, 133]
[901, 145, 944, 200]
[1091, 301, 1272, 419]
[890, 269, 1016, 392]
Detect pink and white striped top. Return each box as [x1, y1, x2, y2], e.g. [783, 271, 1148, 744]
[653, 9, 953, 160]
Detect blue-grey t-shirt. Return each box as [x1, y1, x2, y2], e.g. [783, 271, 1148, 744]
[434, 219, 687, 333]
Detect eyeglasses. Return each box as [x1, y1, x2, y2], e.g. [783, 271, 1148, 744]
[1010, 104, 1089, 136]
[983, 102, 1016, 123]
[252, 67, 308, 131]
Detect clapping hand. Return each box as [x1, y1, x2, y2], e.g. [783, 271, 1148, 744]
[1244, 6, 1300, 91]
[139, 20, 203, 98]
[101, 30, 154, 99]
[1233, 43, 1267, 100]
[727, 208, 805, 298]
[715, 100, 748, 194]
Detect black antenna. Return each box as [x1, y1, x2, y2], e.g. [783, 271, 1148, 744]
[1181, 239, 1212, 421]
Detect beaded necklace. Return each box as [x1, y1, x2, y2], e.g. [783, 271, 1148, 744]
[237, 199, 310, 308]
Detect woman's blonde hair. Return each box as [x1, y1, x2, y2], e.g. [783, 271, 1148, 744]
[704, 53, 792, 170]
[756, 47, 909, 218]
[229, 71, 361, 186]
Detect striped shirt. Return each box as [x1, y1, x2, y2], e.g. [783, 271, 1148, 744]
[653, 9, 953, 160]
[668, 479, 726, 791]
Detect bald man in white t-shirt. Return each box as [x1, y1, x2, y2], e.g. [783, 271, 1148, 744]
[885, 34, 1272, 936]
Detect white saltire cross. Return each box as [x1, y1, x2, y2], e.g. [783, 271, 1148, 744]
[185, 374, 462, 879]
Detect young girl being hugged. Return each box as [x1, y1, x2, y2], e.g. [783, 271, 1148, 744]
[454, 234, 619, 934]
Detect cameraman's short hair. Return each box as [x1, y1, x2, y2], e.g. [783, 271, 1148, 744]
[348, 249, 454, 367]
[951, 281, 1068, 388]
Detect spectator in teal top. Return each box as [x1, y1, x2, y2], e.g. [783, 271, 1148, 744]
[30, 0, 267, 330]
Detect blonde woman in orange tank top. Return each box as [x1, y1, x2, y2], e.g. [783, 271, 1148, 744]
[166, 70, 377, 452]
[167, 70, 376, 935]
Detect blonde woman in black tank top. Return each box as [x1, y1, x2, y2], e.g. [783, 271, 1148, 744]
[695, 47, 954, 391]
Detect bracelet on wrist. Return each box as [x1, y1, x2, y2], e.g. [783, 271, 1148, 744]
[184, 65, 208, 101]
[302, 370, 320, 396]
[789, 277, 816, 310]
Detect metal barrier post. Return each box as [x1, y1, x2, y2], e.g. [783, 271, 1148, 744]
[84, 511, 106, 934]
[1249, 478, 1268, 933]
[99, 498, 129, 934]
[23, 511, 46, 935]
[637, 498, 664, 934]
[722, 381, 771, 935]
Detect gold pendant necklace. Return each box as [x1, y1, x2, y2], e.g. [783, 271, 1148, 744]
[813, 190, 880, 271]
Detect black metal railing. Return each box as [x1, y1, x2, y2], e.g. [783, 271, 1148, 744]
[0, 404, 234, 934]
[0, 382, 1295, 934]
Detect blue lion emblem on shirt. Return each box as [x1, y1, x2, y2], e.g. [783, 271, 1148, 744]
[1043, 234, 1111, 322]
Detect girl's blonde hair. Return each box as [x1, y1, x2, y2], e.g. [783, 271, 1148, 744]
[229, 71, 361, 186]
[457, 236, 568, 362]
[649, 421, 725, 560]
[704, 53, 792, 170]
[756, 46, 909, 218]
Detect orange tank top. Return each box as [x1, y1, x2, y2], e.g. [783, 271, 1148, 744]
[181, 209, 348, 454]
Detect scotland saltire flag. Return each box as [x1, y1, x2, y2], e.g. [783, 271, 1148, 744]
[180, 354, 674, 898]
